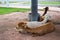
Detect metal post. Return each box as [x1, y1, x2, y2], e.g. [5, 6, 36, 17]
[29, 0, 40, 21]
[31, 0, 37, 14]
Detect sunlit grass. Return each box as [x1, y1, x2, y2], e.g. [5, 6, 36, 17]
[39, 2, 60, 4]
[0, 7, 30, 15]
[22, 2, 60, 4]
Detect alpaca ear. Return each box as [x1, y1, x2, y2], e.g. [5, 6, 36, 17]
[18, 22, 25, 27]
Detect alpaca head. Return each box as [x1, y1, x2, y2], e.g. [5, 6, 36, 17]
[16, 22, 26, 29]
[45, 7, 49, 11]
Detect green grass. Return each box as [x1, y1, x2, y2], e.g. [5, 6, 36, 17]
[23, 2, 60, 4]
[23, 2, 30, 4]
[39, 2, 60, 4]
[0, 7, 30, 15]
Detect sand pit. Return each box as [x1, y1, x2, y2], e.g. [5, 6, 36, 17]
[0, 11, 60, 40]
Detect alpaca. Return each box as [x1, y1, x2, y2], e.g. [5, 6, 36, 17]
[26, 14, 51, 28]
[25, 7, 50, 28]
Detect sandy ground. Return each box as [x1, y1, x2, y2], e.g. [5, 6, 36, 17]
[0, 11, 60, 40]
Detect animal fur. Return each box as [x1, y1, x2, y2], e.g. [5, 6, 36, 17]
[16, 20, 55, 36]
[43, 7, 49, 16]
[26, 14, 51, 28]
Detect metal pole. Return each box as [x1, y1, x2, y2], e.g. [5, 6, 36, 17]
[31, 0, 37, 14]
[29, 0, 40, 21]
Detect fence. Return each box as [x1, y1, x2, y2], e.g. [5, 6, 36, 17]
[0, 0, 60, 7]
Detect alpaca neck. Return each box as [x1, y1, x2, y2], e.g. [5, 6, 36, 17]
[43, 7, 48, 16]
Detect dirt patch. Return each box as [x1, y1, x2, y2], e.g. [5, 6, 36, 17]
[0, 11, 60, 40]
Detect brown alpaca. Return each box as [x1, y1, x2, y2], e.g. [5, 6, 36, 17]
[16, 20, 55, 36]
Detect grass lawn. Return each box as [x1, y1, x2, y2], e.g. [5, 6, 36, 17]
[23, 2, 60, 4]
[39, 2, 60, 4]
[0, 7, 30, 15]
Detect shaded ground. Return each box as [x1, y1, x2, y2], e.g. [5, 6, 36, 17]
[0, 11, 60, 40]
